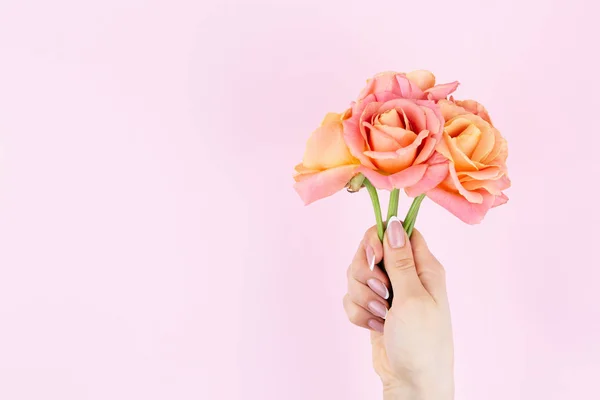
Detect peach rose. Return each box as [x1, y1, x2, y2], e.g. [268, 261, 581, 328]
[293, 111, 359, 204]
[409, 100, 510, 224]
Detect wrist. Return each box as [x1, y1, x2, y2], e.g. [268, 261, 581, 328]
[382, 375, 454, 400]
[383, 387, 453, 400]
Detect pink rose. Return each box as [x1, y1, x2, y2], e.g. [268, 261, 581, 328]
[341, 71, 458, 193]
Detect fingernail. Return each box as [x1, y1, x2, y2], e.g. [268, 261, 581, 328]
[367, 278, 389, 300]
[368, 319, 384, 333]
[368, 301, 388, 319]
[365, 244, 375, 271]
[387, 216, 405, 249]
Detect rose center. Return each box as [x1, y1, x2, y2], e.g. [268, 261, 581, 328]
[446, 117, 482, 159]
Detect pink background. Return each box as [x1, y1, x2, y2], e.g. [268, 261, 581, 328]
[1, 0, 599, 399]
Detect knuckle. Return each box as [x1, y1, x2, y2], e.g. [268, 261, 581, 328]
[436, 265, 447, 279]
[389, 256, 415, 271]
[347, 307, 362, 325]
[342, 293, 350, 307]
[420, 265, 446, 280]
[364, 225, 377, 237]
[348, 260, 365, 281]
[343, 295, 362, 325]
[347, 287, 365, 307]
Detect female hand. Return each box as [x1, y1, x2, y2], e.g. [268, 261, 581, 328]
[343, 217, 454, 399]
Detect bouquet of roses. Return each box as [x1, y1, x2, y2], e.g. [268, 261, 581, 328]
[293, 70, 510, 243]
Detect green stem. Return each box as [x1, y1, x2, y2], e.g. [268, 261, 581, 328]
[403, 194, 426, 238]
[363, 178, 384, 242]
[386, 189, 400, 225]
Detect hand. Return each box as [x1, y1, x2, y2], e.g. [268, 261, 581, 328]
[343, 217, 454, 399]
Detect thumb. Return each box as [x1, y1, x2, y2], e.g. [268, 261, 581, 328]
[383, 216, 427, 302]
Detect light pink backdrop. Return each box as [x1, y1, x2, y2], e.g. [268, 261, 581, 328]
[1, 0, 599, 399]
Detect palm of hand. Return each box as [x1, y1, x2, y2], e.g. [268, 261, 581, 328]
[370, 299, 453, 389]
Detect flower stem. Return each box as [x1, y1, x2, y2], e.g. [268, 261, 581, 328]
[403, 194, 426, 238]
[386, 189, 400, 224]
[363, 178, 384, 242]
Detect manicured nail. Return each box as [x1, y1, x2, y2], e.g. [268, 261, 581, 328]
[365, 244, 375, 271]
[368, 319, 384, 333]
[368, 301, 388, 319]
[367, 278, 389, 300]
[387, 216, 405, 249]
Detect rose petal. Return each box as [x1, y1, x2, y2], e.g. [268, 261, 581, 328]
[343, 99, 378, 169]
[294, 163, 317, 180]
[376, 99, 427, 133]
[454, 99, 493, 125]
[376, 109, 403, 128]
[395, 74, 425, 99]
[357, 72, 398, 100]
[359, 100, 386, 145]
[445, 116, 471, 138]
[357, 164, 428, 191]
[413, 104, 444, 164]
[302, 119, 356, 170]
[454, 123, 482, 158]
[439, 99, 467, 120]
[294, 165, 358, 205]
[462, 174, 511, 195]
[470, 125, 495, 163]
[420, 103, 443, 137]
[427, 187, 495, 224]
[364, 149, 417, 173]
[405, 156, 450, 196]
[374, 91, 400, 103]
[425, 81, 459, 101]
[447, 164, 483, 203]
[406, 70, 436, 91]
[375, 125, 417, 146]
[364, 123, 402, 152]
[443, 131, 479, 172]
[492, 192, 509, 207]
[483, 129, 508, 165]
[457, 166, 503, 180]
[363, 128, 430, 173]
[413, 137, 435, 165]
[320, 112, 342, 126]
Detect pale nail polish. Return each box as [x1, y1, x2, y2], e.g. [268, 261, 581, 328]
[367, 278, 389, 300]
[387, 216, 405, 249]
[365, 244, 375, 271]
[368, 301, 388, 319]
[368, 319, 384, 333]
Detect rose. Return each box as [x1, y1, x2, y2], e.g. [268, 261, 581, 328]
[294, 71, 461, 205]
[409, 100, 510, 224]
[341, 70, 458, 193]
[293, 110, 359, 205]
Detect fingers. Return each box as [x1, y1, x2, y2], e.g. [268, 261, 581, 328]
[343, 226, 391, 332]
[352, 226, 383, 271]
[347, 277, 389, 319]
[348, 226, 390, 293]
[411, 228, 448, 303]
[343, 294, 385, 333]
[383, 217, 428, 303]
